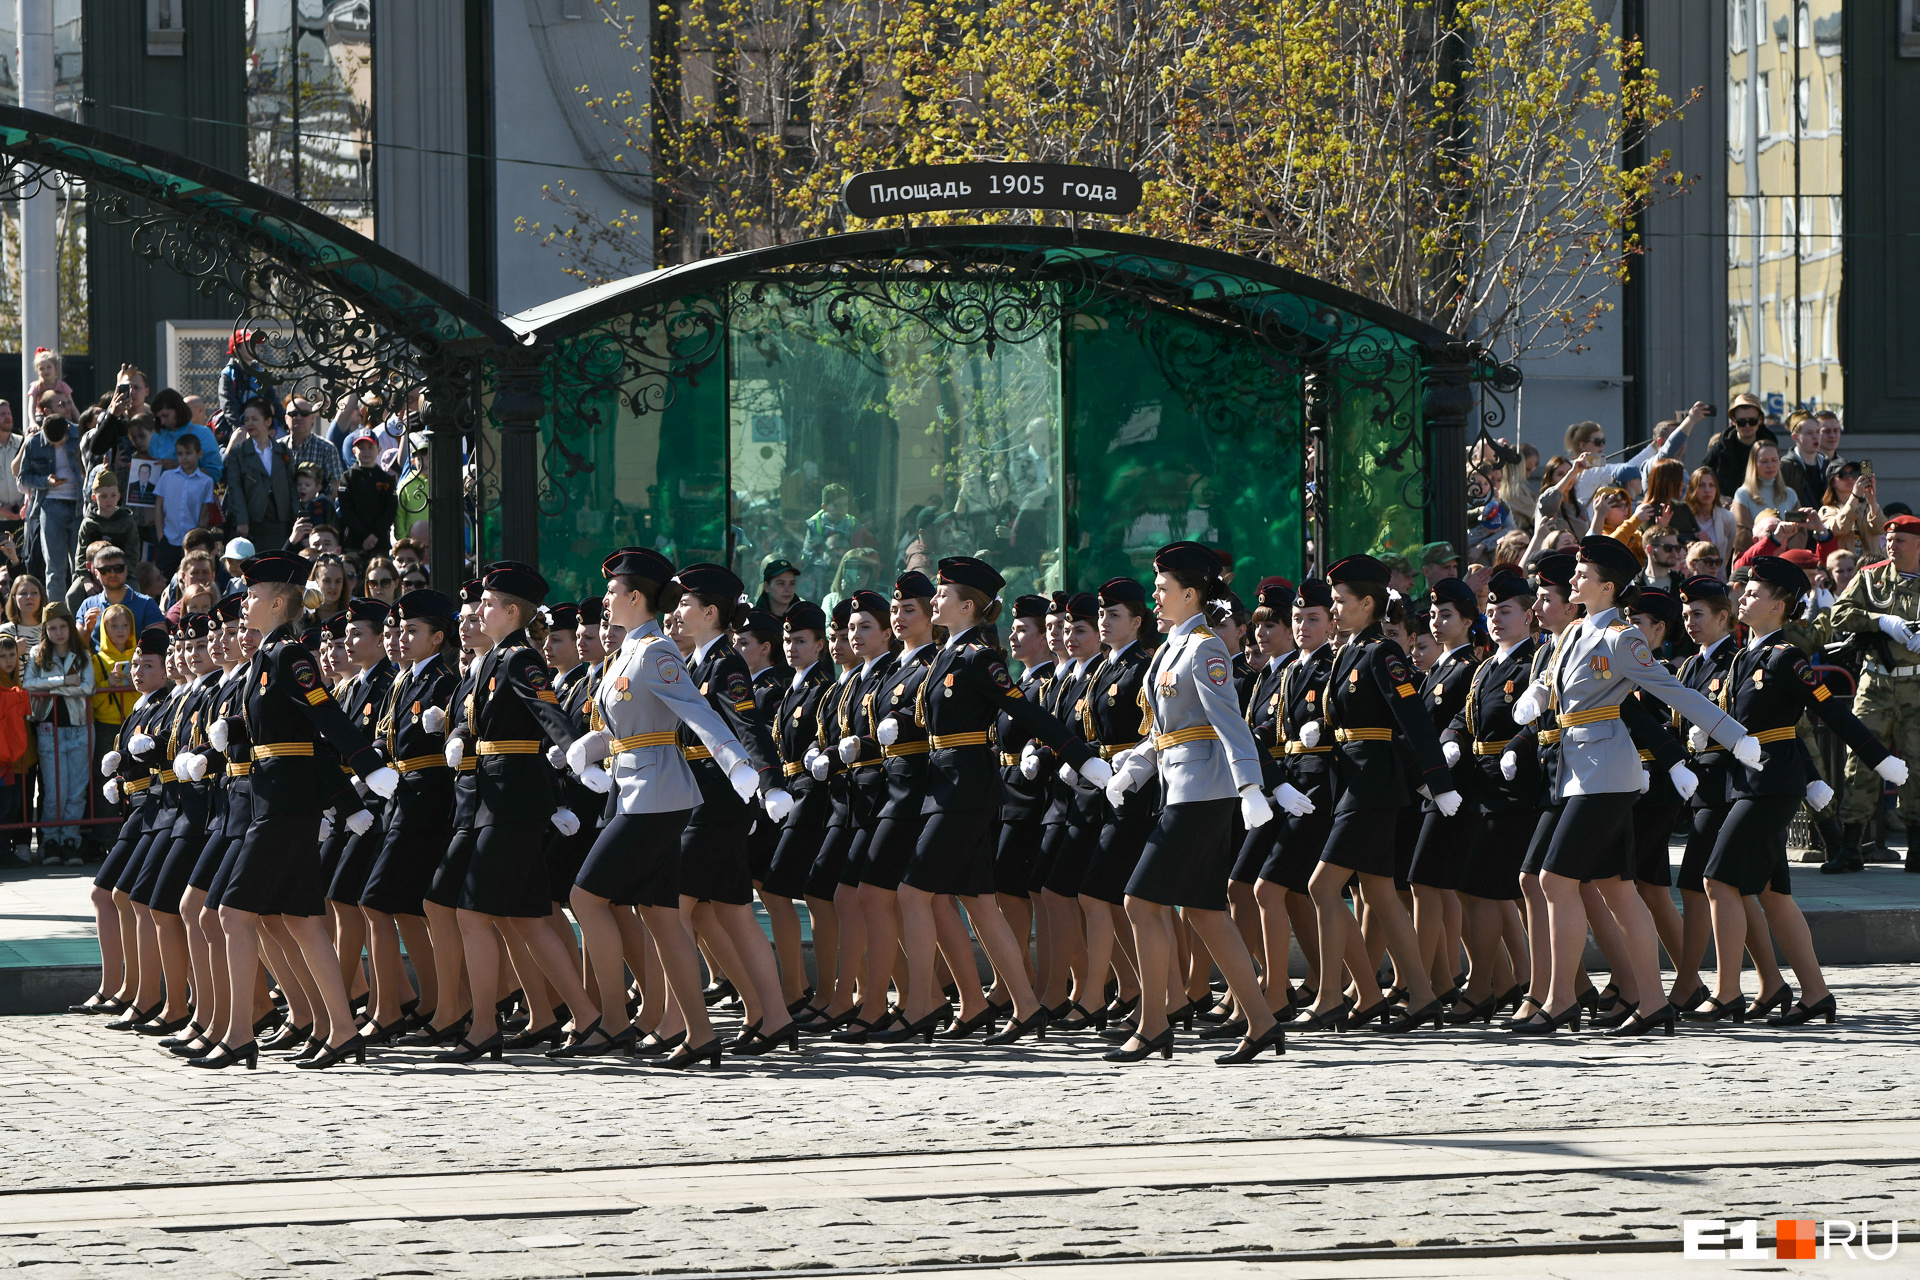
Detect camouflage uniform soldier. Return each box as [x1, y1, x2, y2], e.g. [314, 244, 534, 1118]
[1829, 513, 1920, 872]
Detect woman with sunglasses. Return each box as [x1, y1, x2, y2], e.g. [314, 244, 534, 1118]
[362, 557, 401, 606]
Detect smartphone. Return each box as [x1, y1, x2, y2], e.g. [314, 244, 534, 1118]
[1861, 459, 1874, 477]
[1700, 404, 1717, 417]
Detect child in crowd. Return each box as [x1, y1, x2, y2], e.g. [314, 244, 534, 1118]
[337, 431, 397, 553]
[22, 602, 93, 865]
[0, 635, 30, 864]
[294, 462, 332, 527]
[26, 349, 72, 412]
[76, 469, 142, 573]
[150, 433, 213, 575]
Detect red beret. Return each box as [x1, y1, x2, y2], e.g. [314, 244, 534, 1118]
[1886, 514, 1920, 536]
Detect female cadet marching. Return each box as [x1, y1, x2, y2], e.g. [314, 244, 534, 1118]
[195, 551, 402, 1069]
[1103, 541, 1283, 1064]
[879, 556, 1108, 1044]
[759, 602, 834, 1016]
[562, 548, 794, 1067]
[1407, 575, 1482, 1004]
[1695, 556, 1908, 1026]
[793, 599, 861, 1029]
[988, 594, 1060, 1025]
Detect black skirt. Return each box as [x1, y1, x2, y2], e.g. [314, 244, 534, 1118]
[95, 805, 151, 890]
[993, 817, 1044, 896]
[747, 815, 782, 884]
[679, 815, 753, 905]
[1677, 804, 1725, 894]
[326, 817, 386, 905]
[544, 823, 598, 904]
[1521, 804, 1562, 877]
[1041, 817, 1101, 897]
[902, 807, 997, 898]
[857, 812, 925, 892]
[1541, 792, 1637, 882]
[837, 825, 874, 889]
[1229, 818, 1273, 886]
[1320, 806, 1400, 879]
[1079, 807, 1155, 905]
[361, 825, 448, 917]
[1259, 805, 1332, 894]
[764, 821, 827, 901]
[458, 820, 552, 917]
[1631, 791, 1686, 887]
[806, 824, 854, 900]
[220, 811, 326, 917]
[1125, 798, 1237, 911]
[1457, 810, 1531, 901]
[1704, 794, 1798, 896]
[577, 809, 690, 908]
[148, 818, 209, 916]
[124, 814, 177, 906]
[1391, 807, 1422, 890]
[423, 828, 477, 911]
[1407, 809, 1472, 891]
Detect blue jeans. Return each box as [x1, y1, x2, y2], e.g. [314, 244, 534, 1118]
[35, 722, 87, 852]
[38, 498, 82, 605]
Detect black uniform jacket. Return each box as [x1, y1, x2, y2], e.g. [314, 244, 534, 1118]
[454, 629, 577, 827]
[224, 624, 384, 816]
[1244, 652, 1296, 791]
[997, 658, 1056, 822]
[773, 661, 834, 829]
[1444, 637, 1536, 813]
[1673, 636, 1739, 811]
[1321, 625, 1452, 812]
[1720, 634, 1887, 801]
[871, 645, 936, 820]
[676, 635, 780, 821]
[380, 653, 458, 830]
[1418, 644, 1479, 812]
[916, 628, 1092, 816]
[1275, 644, 1333, 806]
[1060, 641, 1149, 825]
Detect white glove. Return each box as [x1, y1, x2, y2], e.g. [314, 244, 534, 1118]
[351, 774, 368, 796]
[1904, 631, 1920, 656]
[1732, 735, 1763, 768]
[1687, 723, 1710, 753]
[1239, 785, 1274, 828]
[208, 720, 228, 753]
[317, 814, 333, 842]
[1059, 761, 1080, 787]
[364, 767, 399, 800]
[180, 754, 208, 783]
[100, 750, 122, 777]
[1020, 742, 1041, 779]
[1442, 741, 1461, 768]
[1500, 751, 1518, 781]
[728, 759, 761, 802]
[103, 777, 121, 804]
[808, 749, 830, 781]
[547, 744, 567, 770]
[1104, 772, 1132, 807]
[422, 706, 448, 734]
[444, 738, 465, 770]
[127, 732, 154, 755]
[1670, 762, 1699, 802]
[1512, 688, 1544, 726]
[566, 729, 611, 774]
[1639, 768, 1651, 794]
[802, 743, 821, 771]
[764, 789, 795, 822]
[1876, 756, 1911, 787]
[550, 807, 581, 837]
[876, 717, 899, 746]
[1273, 782, 1315, 817]
[1079, 756, 1113, 788]
[170, 753, 191, 781]
[1434, 790, 1464, 818]
[1806, 778, 1835, 809]
[838, 735, 860, 764]
[345, 809, 374, 836]
[1299, 720, 1322, 748]
[580, 765, 612, 794]
[1879, 614, 1911, 642]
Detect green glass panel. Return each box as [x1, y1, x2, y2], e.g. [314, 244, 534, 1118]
[725, 282, 1064, 608]
[1322, 344, 1425, 564]
[1065, 299, 1303, 590]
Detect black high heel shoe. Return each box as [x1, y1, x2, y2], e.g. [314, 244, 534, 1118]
[298, 1033, 368, 1068]
[1294, 999, 1353, 1032]
[1199, 1016, 1249, 1041]
[1606, 1003, 1678, 1037]
[251, 1009, 286, 1038]
[1101, 994, 1140, 1023]
[105, 1001, 161, 1031]
[546, 1017, 610, 1059]
[187, 1040, 259, 1069]
[495, 988, 525, 1017]
[1054, 1001, 1108, 1033]
[1680, 995, 1749, 1023]
[1510, 1003, 1582, 1035]
[1288, 984, 1317, 1008]
[785, 988, 816, 1017]
[1196, 1000, 1235, 1025]
[68, 991, 123, 1015]
[1444, 994, 1501, 1025]
[1670, 983, 1709, 1014]
[1767, 993, 1836, 1026]
[262, 1022, 313, 1053]
[168, 1035, 215, 1058]
[627, 1029, 685, 1058]
[939, 1007, 1002, 1040]
[702, 978, 738, 1008]
[734, 1021, 802, 1055]
[658, 1037, 724, 1069]
[504, 1020, 565, 1051]
[1750, 983, 1795, 1020]
[1214, 1022, 1286, 1064]
[1591, 1002, 1637, 1031]
[1496, 983, 1528, 1013]
[983, 1007, 1050, 1045]
[406, 1012, 473, 1046]
[157, 1021, 205, 1048]
[358, 1018, 408, 1047]
[1348, 996, 1397, 1028]
[434, 1032, 505, 1063]
[1382, 997, 1446, 1033]
[294, 1035, 327, 1062]
[1102, 1028, 1174, 1063]
[874, 1007, 952, 1044]
[723, 1019, 763, 1052]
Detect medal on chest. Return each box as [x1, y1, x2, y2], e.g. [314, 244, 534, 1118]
[1753, 669, 1765, 688]
[617, 675, 632, 703]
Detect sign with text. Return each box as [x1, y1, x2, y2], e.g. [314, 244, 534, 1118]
[844, 163, 1142, 219]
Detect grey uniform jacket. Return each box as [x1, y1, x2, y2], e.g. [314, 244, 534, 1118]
[1525, 607, 1745, 798]
[592, 618, 753, 815]
[1119, 612, 1264, 804]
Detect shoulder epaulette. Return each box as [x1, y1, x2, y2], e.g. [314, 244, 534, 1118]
[1608, 621, 1631, 632]
[1864, 559, 1895, 572]
[1194, 625, 1216, 639]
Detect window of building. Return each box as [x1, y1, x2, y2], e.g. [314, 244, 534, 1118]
[1731, 0, 1749, 52]
[246, 0, 375, 236]
[1825, 70, 1841, 128]
[1757, 71, 1773, 137]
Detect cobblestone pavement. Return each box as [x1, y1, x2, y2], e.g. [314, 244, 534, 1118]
[2, 965, 1916, 1278]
